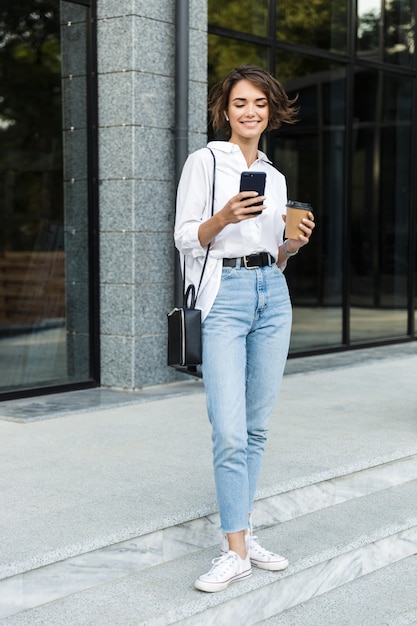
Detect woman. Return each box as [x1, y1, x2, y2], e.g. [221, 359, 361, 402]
[175, 65, 315, 593]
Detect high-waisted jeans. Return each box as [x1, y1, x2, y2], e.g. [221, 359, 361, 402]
[201, 263, 292, 534]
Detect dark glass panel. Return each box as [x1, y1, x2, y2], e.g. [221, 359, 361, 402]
[382, 69, 413, 122]
[208, 34, 268, 89]
[356, 0, 381, 57]
[415, 253, 417, 337]
[0, 1, 91, 393]
[276, 51, 346, 127]
[353, 68, 379, 122]
[273, 52, 346, 350]
[276, 0, 348, 54]
[384, 0, 415, 66]
[208, 0, 269, 37]
[350, 69, 412, 342]
[356, 0, 415, 67]
[208, 0, 416, 351]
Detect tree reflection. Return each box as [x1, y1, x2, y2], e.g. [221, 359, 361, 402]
[0, 1, 62, 251]
[208, 0, 269, 37]
[351, 0, 414, 63]
[276, 0, 348, 53]
[383, 0, 415, 63]
[208, 0, 415, 87]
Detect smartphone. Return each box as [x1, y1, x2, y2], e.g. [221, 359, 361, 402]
[239, 171, 266, 215]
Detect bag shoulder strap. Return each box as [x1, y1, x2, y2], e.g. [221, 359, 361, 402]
[183, 148, 216, 308]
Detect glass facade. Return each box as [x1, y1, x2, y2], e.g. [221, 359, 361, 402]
[209, 0, 417, 354]
[0, 1, 98, 398]
[0, 0, 415, 399]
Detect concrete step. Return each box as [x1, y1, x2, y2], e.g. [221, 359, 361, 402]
[1, 453, 416, 620]
[259, 555, 417, 626]
[1, 443, 416, 581]
[1, 478, 417, 625]
[1, 348, 417, 624]
[2, 348, 417, 586]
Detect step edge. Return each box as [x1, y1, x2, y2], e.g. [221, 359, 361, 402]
[2, 522, 417, 624]
[1, 453, 417, 581]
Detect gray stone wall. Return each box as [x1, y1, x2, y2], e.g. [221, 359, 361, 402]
[96, 1, 207, 388]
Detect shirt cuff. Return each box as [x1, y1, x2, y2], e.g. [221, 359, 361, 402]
[175, 224, 207, 257]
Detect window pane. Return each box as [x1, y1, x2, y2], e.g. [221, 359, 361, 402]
[208, 0, 270, 37]
[208, 34, 268, 88]
[357, 0, 415, 67]
[350, 70, 412, 342]
[357, 0, 381, 56]
[415, 256, 417, 337]
[276, 0, 348, 54]
[384, 0, 415, 66]
[0, 1, 91, 393]
[273, 52, 346, 351]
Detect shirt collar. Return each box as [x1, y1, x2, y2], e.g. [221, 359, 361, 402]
[207, 141, 272, 165]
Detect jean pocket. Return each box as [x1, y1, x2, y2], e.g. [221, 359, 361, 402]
[221, 266, 237, 280]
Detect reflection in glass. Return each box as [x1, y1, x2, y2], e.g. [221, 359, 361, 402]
[415, 266, 417, 337]
[350, 69, 412, 342]
[276, 0, 348, 54]
[208, 0, 417, 352]
[208, 34, 268, 90]
[0, 1, 91, 393]
[384, 0, 415, 66]
[357, 0, 415, 66]
[273, 53, 346, 350]
[357, 0, 381, 55]
[208, 0, 269, 37]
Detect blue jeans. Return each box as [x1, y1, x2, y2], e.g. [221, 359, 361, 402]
[201, 263, 292, 534]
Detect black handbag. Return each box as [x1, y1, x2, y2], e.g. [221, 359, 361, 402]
[167, 148, 216, 372]
[167, 284, 202, 369]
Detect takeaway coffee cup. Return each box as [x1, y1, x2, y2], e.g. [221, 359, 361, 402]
[285, 200, 313, 239]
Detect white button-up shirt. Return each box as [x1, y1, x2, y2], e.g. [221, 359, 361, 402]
[174, 141, 288, 320]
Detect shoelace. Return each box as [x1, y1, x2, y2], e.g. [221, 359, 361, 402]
[250, 535, 275, 556]
[207, 552, 237, 575]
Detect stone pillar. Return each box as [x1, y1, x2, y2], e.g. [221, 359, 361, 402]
[97, 0, 207, 388]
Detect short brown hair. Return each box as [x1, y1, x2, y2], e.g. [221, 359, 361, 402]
[209, 65, 298, 133]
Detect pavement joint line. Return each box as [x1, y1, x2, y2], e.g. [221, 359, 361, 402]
[0, 343, 415, 422]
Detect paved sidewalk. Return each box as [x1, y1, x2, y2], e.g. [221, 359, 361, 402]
[0, 343, 416, 583]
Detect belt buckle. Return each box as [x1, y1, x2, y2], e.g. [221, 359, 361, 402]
[243, 255, 259, 269]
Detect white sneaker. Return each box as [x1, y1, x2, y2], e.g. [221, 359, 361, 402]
[248, 535, 289, 571]
[221, 533, 289, 572]
[195, 550, 252, 592]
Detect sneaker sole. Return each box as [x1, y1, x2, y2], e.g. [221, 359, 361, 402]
[250, 557, 289, 571]
[195, 568, 252, 593]
[221, 549, 290, 572]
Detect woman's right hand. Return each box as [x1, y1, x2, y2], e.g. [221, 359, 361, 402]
[198, 192, 265, 248]
[219, 191, 266, 225]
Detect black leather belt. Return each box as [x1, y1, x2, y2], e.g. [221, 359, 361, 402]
[223, 253, 275, 269]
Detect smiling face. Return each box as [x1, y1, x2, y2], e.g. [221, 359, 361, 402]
[226, 79, 269, 145]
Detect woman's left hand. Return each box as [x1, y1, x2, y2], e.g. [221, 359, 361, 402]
[282, 211, 315, 253]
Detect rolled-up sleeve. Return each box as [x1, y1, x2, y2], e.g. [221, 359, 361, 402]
[174, 149, 213, 258]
